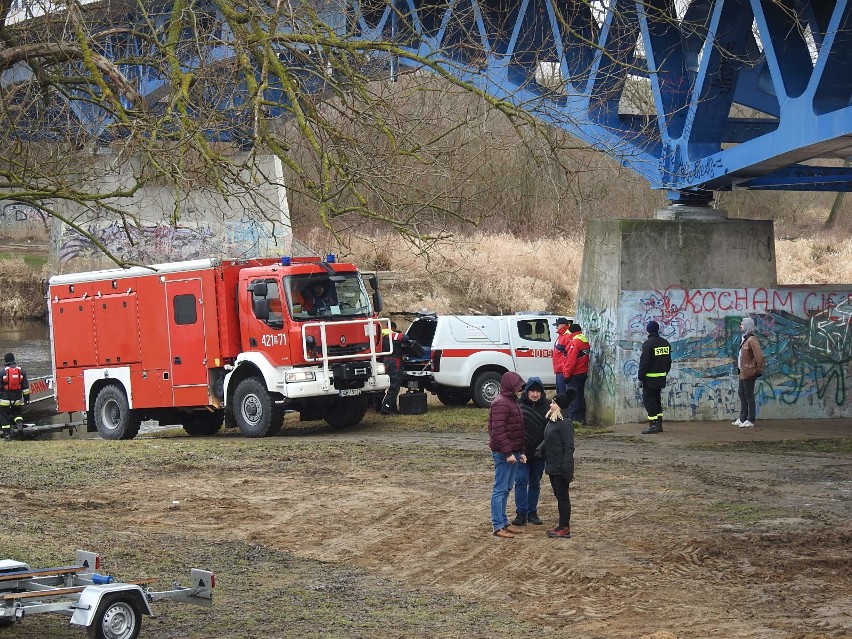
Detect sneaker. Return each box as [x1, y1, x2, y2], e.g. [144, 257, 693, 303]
[493, 528, 514, 539]
[547, 527, 571, 538]
[732, 419, 743, 426]
[505, 524, 524, 534]
[511, 513, 527, 526]
[527, 512, 543, 525]
[739, 420, 754, 428]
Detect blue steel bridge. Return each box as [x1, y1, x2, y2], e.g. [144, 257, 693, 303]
[4, 0, 852, 205]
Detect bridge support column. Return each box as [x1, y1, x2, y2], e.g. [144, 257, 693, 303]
[575, 208, 777, 425]
[48, 151, 291, 272]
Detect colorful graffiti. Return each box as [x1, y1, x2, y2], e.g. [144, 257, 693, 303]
[614, 287, 852, 422]
[58, 215, 283, 266]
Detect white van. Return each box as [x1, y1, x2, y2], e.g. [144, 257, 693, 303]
[403, 313, 570, 407]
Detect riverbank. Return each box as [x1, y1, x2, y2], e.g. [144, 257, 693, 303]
[0, 251, 49, 319]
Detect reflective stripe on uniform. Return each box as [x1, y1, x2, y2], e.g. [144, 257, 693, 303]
[645, 372, 667, 377]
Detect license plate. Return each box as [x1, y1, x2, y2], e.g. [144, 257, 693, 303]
[407, 382, 420, 389]
[339, 389, 362, 397]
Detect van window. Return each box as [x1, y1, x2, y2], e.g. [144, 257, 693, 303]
[518, 319, 550, 343]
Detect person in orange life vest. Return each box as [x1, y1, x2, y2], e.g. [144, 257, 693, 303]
[380, 321, 409, 415]
[302, 280, 337, 315]
[0, 352, 30, 439]
[552, 317, 572, 395]
[562, 323, 590, 425]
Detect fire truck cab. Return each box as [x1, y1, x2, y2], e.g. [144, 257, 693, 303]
[48, 256, 390, 439]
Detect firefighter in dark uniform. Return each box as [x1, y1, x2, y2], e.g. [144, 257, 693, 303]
[637, 321, 671, 434]
[1, 352, 31, 439]
[380, 321, 408, 415]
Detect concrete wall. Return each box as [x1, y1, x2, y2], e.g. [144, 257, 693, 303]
[577, 218, 852, 423]
[1, 152, 293, 272]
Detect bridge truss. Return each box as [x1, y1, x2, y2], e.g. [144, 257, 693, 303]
[3, 0, 852, 204]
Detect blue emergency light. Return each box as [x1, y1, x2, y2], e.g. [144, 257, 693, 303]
[281, 257, 292, 266]
[325, 254, 336, 263]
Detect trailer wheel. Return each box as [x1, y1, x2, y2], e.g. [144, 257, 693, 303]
[182, 412, 223, 437]
[233, 377, 284, 437]
[324, 396, 368, 429]
[87, 593, 142, 639]
[0, 618, 14, 628]
[472, 371, 503, 408]
[435, 386, 471, 406]
[93, 386, 141, 440]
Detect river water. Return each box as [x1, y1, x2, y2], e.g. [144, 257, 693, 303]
[0, 320, 52, 379]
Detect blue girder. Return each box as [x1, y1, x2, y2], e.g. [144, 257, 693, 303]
[5, 0, 852, 198]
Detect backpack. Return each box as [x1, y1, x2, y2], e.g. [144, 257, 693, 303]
[3, 366, 23, 392]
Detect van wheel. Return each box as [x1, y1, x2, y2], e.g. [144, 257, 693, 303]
[93, 386, 141, 440]
[472, 371, 503, 408]
[233, 377, 284, 437]
[435, 387, 471, 406]
[182, 412, 223, 437]
[324, 396, 368, 428]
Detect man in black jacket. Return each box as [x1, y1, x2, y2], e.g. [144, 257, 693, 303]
[638, 321, 672, 434]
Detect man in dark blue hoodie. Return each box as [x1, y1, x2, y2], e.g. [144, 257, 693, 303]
[511, 377, 549, 526]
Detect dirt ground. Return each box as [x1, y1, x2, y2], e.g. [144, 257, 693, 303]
[2, 416, 851, 639]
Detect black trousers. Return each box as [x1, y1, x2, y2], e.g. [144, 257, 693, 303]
[0, 404, 23, 428]
[548, 474, 572, 528]
[738, 377, 757, 422]
[566, 373, 587, 422]
[382, 359, 402, 411]
[642, 385, 663, 419]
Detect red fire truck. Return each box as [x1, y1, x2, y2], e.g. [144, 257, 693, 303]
[47, 256, 390, 439]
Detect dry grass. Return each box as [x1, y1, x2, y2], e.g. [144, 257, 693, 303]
[316, 230, 586, 315]
[0, 258, 50, 319]
[307, 224, 852, 316]
[775, 231, 852, 284]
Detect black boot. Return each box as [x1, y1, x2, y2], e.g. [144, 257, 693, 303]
[641, 418, 662, 434]
[527, 512, 543, 525]
[511, 512, 527, 526]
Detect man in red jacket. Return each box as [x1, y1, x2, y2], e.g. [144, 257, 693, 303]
[562, 323, 590, 425]
[551, 317, 572, 394]
[488, 371, 526, 538]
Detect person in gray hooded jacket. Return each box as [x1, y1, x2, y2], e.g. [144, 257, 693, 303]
[733, 317, 765, 428]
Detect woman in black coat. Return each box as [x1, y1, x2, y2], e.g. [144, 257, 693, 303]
[536, 391, 576, 539]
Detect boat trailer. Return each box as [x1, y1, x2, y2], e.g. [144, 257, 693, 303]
[0, 550, 214, 638]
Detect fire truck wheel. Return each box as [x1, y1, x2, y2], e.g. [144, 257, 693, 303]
[435, 386, 471, 406]
[181, 412, 223, 437]
[472, 371, 503, 408]
[233, 377, 285, 437]
[323, 396, 368, 429]
[87, 593, 142, 639]
[93, 385, 142, 440]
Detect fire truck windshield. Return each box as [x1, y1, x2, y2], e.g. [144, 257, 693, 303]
[286, 273, 372, 320]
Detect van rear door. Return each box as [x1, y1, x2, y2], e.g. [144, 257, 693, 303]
[509, 317, 556, 387]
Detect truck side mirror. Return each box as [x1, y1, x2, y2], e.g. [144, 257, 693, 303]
[372, 291, 383, 313]
[251, 281, 268, 297]
[367, 274, 379, 291]
[254, 298, 270, 320]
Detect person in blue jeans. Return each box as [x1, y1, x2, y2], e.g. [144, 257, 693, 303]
[488, 371, 526, 538]
[512, 377, 549, 526]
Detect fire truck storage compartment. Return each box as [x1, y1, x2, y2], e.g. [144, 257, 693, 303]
[399, 391, 428, 415]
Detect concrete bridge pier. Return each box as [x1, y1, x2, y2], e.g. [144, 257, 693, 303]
[47, 150, 292, 273]
[576, 207, 780, 425]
